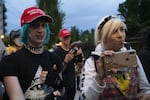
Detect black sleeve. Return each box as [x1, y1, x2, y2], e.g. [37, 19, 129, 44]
[51, 52, 63, 89]
[45, 50, 63, 73]
[45, 51, 63, 89]
[0, 54, 18, 81]
[53, 46, 64, 62]
[138, 49, 150, 83]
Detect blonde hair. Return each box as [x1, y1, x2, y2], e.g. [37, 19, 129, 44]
[94, 16, 127, 46]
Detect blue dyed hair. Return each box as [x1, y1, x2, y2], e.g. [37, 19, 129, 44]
[20, 23, 50, 45]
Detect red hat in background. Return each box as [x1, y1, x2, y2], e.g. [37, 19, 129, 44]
[20, 6, 53, 26]
[59, 28, 71, 38]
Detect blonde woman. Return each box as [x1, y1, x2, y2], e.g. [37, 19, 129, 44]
[80, 16, 150, 100]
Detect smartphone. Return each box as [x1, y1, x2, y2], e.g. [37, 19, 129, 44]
[72, 48, 77, 54]
[104, 49, 137, 70]
[70, 47, 78, 54]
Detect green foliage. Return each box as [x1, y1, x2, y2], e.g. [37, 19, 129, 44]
[139, 0, 150, 23]
[37, 0, 150, 56]
[79, 29, 95, 58]
[118, 0, 141, 37]
[70, 26, 80, 42]
[38, 0, 95, 57]
[118, 0, 150, 51]
[38, 0, 65, 48]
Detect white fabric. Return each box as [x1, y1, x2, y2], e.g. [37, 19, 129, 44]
[80, 44, 150, 100]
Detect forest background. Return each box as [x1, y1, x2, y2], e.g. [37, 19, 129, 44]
[2, 0, 150, 58]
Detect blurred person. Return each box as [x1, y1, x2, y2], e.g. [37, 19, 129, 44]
[138, 27, 150, 83]
[80, 15, 150, 100]
[70, 41, 84, 91]
[0, 6, 64, 100]
[54, 28, 84, 100]
[0, 38, 7, 99]
[6, 29, 23, 55]
[0, 38, 7, 62]
[138, 30, 150, 100]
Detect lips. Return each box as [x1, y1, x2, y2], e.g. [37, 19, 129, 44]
[119, 40, 125, 45]
[36, 34, 44, 39]
[120, 42, 124, 45]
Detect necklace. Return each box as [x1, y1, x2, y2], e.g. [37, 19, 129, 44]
[25, 45, 44, 53]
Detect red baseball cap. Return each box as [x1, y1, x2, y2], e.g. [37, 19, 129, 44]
[59, 28, 71, 38]
[20, 6, 53, 26]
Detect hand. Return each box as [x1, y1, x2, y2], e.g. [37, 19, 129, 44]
[96, 50, 115, 80]
[53, 90, 61, 96]
[40, 71, 48, 83]
[138, 93, 150, 100]
[95, 56, 106, 82]
[76, 47, 83, 55]
[64, 50, 74, 63]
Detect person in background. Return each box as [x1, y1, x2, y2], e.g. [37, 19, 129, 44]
[53, 28, 84, 100]
[0, 38, 7, 62]
[138, 30, 150, 100]
[70, 41, 84, 91]
[0, 6, 64, 100]
[80, 15, 150, 100]
[138, 27, 150, 83]
[0, 38, 7, 99]
[6, 29, 23, 55]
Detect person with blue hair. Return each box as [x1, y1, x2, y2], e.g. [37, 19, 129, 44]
[0, 6, 64, 100]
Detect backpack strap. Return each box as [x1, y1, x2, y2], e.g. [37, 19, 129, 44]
[90, 54, 100, 72]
